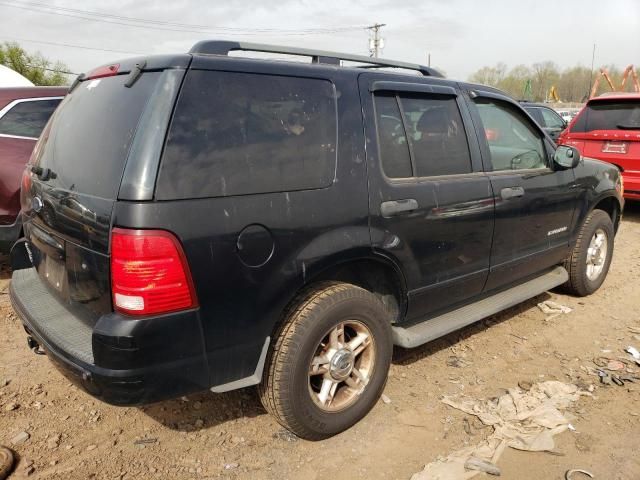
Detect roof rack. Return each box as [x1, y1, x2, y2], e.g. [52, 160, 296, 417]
[189, 40, 444, 78]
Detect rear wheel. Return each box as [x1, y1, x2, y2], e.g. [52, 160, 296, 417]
[562, 209, 614, 296]
[258, 282, 392, 440]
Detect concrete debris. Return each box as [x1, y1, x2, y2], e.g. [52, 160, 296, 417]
[10, 432, 30, 446]
[447, 356, 472, 368]
[537, 301, 572, 321]
[411, 381, 589, 480]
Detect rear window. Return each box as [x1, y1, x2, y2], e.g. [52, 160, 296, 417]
[572, 99, 640, 132]
[0, 98, 61, 138]
[156, 70, 337, 200]
[33, 72, 162, 199]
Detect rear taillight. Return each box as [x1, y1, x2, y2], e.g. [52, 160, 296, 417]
[110, 228, 198, 316]
[86, 64, 120, 80]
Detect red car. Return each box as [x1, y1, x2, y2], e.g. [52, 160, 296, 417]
[0, 87, 66, 252]
[558, 93, 640, 200]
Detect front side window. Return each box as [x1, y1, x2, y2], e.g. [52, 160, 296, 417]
[374, 92, 472, 178]
[0, 98, 61, 138]
[474, 99, 547, 171]
[539, 107, 565, 129]
[157, 70, 337, 199]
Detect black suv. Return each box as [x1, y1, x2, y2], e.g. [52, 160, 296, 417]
[10, 41, 623, 440]
[520, 101, 568, 142]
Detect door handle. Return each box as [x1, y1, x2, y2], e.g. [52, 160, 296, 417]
[500, 187, 525, 200]
[380, 199, 419, 217]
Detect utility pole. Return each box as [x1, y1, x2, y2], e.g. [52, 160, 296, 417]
[367, 23, 386, 58]
[587, 43, 596, 100]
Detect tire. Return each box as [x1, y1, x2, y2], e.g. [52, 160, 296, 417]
[0, 446, 14, 480]
[562, 209, 614, 296]
[258, 282, 393, 440]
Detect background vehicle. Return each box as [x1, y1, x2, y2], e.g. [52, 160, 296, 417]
[10, 41, 623, 440]
[558, 93, 640, 200]
[0, 86, 66, 252]
[520, 101, 567, 142]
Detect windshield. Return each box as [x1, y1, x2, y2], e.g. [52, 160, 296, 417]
[32, 72, 162, 199]
[571, 99, 640, 132]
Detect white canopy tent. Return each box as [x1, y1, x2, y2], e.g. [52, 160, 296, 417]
[0, 65, 34, 87]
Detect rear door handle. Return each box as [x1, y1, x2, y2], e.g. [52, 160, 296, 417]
[500, 186, 525, 200]
[380, 199, 419, 217]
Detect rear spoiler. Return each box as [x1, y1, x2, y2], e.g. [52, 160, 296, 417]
[69, 54, 192, 93]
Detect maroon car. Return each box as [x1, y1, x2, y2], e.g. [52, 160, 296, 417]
[0, 87, 66, 252]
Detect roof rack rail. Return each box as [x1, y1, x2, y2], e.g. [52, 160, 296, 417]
[189, 40, 444, 78]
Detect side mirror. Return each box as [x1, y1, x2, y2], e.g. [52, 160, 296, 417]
[553, 145, 580, 169]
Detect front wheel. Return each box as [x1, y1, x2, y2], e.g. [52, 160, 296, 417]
[562, 209, 614, 296]
[258, 282, 392, 440]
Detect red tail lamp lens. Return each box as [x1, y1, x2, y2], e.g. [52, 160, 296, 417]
[110, 228, 198, 316]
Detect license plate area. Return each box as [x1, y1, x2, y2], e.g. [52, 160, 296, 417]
[602, 141, 628, 154]
[43, 255, 66, 292]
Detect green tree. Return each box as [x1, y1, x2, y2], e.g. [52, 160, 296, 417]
[0, 42, 70, 86]
[468, 62, 507, 87]
[468, 61, 639, 103]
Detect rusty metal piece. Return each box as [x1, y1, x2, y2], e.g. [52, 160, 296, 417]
[0, 446, 15, 480]
[611, 375, 625, 386]
[565, 468, 594, 480]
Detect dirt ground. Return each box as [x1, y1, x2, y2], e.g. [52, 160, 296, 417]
[1, 203, 639, 480]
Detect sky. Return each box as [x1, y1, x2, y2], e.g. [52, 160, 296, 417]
[0, 0, 638, 80]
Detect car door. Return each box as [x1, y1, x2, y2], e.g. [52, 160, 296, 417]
[359, 74, 495, 320]
[466, 90, 579, 291]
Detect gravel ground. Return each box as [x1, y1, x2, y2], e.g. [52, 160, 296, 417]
[1, 202, 639, 480]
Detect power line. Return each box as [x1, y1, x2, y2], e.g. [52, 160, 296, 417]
[24, 63, 77, 75]
[0, 1, 367, 36]
[5, 0, 365, 33]
[0, 36, 145, 55]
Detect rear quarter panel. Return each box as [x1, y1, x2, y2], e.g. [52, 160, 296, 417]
[113, 68, 371, 388]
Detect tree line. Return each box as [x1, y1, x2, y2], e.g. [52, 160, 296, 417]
[0, 42, 70, 86]
[467, 61, 640, 103]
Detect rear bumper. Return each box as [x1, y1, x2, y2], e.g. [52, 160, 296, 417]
[10, 266, 211, 406]
[0, 216, 21, 253]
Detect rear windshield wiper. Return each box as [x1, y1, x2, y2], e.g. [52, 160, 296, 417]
[616, 123, 640, 130]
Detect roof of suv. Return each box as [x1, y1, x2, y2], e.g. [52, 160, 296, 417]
[590, 92, 640, 102]
[0, 86, 68, 99]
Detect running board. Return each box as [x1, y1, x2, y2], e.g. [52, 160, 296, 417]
[392, 266, 568, 348]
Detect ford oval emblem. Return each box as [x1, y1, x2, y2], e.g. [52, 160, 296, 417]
[31, 196, 43, 213]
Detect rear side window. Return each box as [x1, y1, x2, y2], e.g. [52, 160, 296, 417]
[0, 98, 61, 138]
[572, 100, 640, 132]
[157, 70, 337, 199]
[374, 92, 472, 178]
[539, 107, 565, 128]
